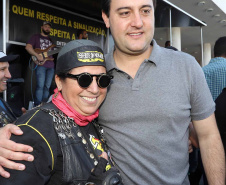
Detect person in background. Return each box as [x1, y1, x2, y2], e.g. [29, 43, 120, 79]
[165, 40, 171, 47]
[203, 36, 226, 101]
[215, 87, 226, 164]
[25, 21, 55, 107]
[164, 40, 178, 51]
[77, 29, 88, 40]
[165, 45, 178, 51]
[0, 52, 19, 127]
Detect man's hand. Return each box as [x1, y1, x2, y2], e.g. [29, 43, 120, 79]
[188, 139, 193, 153]
[36, 54, 44, 63]
[0, 124, 34, 178]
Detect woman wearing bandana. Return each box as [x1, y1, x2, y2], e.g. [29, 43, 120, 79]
[0, 40, 122, 185]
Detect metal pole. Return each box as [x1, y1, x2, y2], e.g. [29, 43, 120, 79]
[200, 26, 204, 67]
[3, 0, 7, 101]
[169, 8, 173, 46]
[3, 0, 6, 53]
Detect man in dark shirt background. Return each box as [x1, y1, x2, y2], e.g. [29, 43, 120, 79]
[77, 29, 88, 40]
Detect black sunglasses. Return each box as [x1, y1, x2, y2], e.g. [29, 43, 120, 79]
[65, 72, 113, 88]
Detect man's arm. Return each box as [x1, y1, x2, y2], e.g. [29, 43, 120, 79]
[0, 124, 34, 178]
[193, 113, 225, 185]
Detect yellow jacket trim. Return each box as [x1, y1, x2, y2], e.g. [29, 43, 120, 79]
[18, 110, 54, 170]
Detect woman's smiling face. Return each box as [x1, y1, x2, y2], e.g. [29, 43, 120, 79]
[55, 65, 107, 116]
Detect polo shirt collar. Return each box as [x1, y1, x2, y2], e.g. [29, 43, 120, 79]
[210, 57, 226, 63]
[105, 47, 116, 71]
[106, 39, 162, 71]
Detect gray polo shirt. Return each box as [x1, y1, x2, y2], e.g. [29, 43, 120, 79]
[98, 40, 215, 185]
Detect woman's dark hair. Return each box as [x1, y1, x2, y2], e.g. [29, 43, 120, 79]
[56, 70, 71, 80]
[102, 0, 157, 17]
[214, 36, 226, 58]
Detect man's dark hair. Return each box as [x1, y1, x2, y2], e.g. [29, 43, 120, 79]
[214, 36, 226, 57]
[102, 0, 157, 17]
[77, 29, 86, 38]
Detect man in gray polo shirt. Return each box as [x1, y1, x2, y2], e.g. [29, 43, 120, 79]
[0, 0, 224, 184]
[99, 0, 224, 184]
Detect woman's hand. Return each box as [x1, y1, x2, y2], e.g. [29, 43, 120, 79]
[0, 124, 34, 178]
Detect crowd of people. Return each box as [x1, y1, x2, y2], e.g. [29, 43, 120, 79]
[0, 0, 225, 184]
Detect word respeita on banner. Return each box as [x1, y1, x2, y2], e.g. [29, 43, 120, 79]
[9, 0, 107, 51]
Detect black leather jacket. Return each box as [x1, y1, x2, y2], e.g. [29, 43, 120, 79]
[0, 103, 109, 185]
